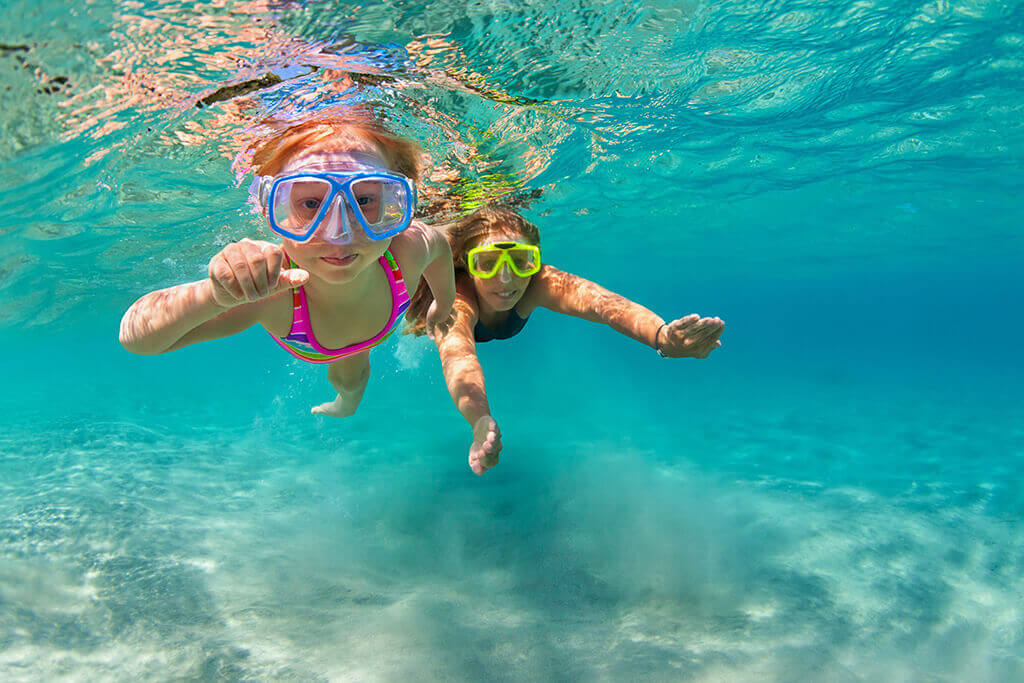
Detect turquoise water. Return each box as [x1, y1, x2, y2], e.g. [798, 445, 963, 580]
[2, 0, 1023, 679]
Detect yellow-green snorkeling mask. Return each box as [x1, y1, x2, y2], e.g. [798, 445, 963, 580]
[467, 242, 541, 278]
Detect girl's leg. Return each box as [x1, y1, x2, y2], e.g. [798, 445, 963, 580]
[311, 352, 371, 417]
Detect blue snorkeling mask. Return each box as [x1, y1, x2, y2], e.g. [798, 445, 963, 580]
[252, 165, 416, 244]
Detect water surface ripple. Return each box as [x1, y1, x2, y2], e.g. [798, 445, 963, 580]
[1, 0, 1022, 326]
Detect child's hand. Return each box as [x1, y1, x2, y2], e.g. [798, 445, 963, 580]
[658, 314, 725, 358]
[425, 299, 456, 339]
[207, 239, 308, 308]
[469, 416, 502, 475]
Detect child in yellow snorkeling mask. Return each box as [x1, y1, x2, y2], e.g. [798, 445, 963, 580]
[405, 205, 725, 476]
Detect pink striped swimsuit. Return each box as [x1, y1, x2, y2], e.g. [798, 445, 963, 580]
[271, 250, 411, 363]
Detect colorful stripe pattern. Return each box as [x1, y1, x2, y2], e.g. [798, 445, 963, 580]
[271, 250, 411, 364]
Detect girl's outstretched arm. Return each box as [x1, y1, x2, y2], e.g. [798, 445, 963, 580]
[119, 239, 305, 354]
[433, 285, 502, 474]
[399, 222, 457, 336]
[530, 265, 724, 358]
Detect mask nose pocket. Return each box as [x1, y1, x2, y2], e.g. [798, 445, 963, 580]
[320, 193, 352, 244]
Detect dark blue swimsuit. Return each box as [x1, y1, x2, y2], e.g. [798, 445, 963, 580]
[474, 310, 529, 342]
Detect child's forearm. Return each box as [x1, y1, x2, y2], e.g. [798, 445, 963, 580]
[423, 238, 456, 313]
[119, 279, 228, 354]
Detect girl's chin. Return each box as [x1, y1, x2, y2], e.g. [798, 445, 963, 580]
[310, 262, 364, 283]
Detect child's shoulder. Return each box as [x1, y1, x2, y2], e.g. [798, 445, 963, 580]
[389, 220, 439, 266]
[238, 289, 293, 338]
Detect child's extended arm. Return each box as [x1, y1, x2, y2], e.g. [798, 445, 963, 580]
[119, 239, 307, 355]
[418, 225, 457, 334]
[433, 291, 502, 475]
[532, 266, 724, 358]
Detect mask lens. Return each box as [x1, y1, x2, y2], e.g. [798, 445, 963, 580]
[471, 250, 503, 276]
[508, 248, 538, 274]
[350, 177, 410, 235]
[271, 177, 333, 238]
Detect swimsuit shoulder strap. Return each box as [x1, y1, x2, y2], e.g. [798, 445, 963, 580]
[381, 248, 411, 313]
[282, 254, 308, 340]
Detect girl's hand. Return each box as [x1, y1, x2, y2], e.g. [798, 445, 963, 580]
[425, 299, 456, 340]
[207, 239, 308, 308]
[469, 416, 502, 475]
[658, 314, 725, 358]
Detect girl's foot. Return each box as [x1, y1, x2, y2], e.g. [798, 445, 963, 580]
[311, 387, 363, 417]
[313, 356, 369, 417]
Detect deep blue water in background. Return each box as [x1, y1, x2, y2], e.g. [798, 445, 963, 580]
[2, 0, 1023, 679]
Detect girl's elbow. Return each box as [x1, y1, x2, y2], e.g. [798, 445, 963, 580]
[118, 317, 163, 355]
[118, 331, 161, 355]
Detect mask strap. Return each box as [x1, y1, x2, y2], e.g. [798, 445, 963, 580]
[250, 176, 273, 207]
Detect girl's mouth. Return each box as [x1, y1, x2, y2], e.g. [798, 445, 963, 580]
[495, 290, 519, 300]
[322, 254, 358, 267]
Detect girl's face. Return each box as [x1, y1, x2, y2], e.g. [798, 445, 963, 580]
[467, 230, 536, 312]
[272, 143, 394, 285]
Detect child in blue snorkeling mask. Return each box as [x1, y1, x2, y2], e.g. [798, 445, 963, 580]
[120, 118, 457, 416]
[406, 205, 725, 475]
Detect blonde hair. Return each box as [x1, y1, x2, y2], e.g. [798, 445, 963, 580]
[248, 115, 422, 182]
[405, 205, 540, 336]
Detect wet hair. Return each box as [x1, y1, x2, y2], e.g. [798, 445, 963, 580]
[405, 205, 541, 336]
[248, 115, 422, 182]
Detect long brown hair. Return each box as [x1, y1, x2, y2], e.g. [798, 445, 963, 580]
[405, 205, 541, 336]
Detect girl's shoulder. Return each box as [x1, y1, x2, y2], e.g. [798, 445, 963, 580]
[521, 264, 569, 311]
[389, 220, 436, 258]
[253, 288, 297, 338]
[388, 221, 437, 278]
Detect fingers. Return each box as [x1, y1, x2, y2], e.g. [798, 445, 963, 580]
[209, 239, 294, 305]
[470, 445, 500, 475]
[263, 242, 310, 292]
[208, 252, 245, 303]
[470, 417, 502, 475]
[257, 243, 282, 295]
[233, 239, 267, 300]
[470, 457, 486, 475]
[277, 268, 309, 290]
[696, 339, 724, 359]
[689, 318, 724, 344]
[671, 314, 700, 333]
[668, 315, 705, 342]
[662, 314, 725, 358]
[685, 321, 723, 355]
[426, 300, 457, 338]
[433, 313, 456, 337]
[692, 319, 724, 356]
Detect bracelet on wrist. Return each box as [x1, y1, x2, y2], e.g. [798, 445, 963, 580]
[654, 323, 668, 358]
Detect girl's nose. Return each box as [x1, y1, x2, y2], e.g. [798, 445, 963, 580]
[498, 263, 512, 283]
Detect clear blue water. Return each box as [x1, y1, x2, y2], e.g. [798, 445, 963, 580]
[2, 0, 1023, 679]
